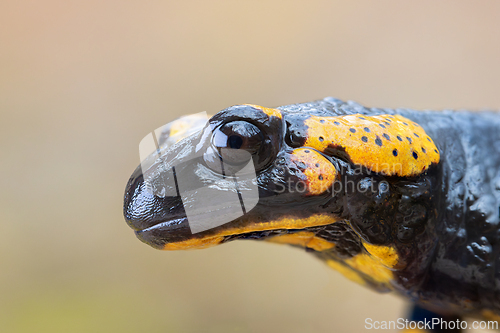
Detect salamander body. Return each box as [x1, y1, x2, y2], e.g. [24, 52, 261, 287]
[124, 97, 500, 320]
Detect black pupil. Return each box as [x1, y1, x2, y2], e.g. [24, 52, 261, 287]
[212, 121, 263, 157]
[206, 121, 264, 172]
[228, 135, 243, 149]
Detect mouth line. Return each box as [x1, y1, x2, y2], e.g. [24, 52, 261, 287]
[136, 213, 338, 246]
[221, 225, 326, 242]
[138, 219, 327, 248]
[136, 217, 187, 234]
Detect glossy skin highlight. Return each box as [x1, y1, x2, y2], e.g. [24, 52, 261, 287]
[124, 97, 500, 323]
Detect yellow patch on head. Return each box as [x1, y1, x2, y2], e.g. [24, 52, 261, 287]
[244, 104, 283, 119]
[290, 148, 337, 195]
[169, 120, 191, 138]
[304, 114, 440, 177]
[267, 231, 335, 252]
[168, 113, 211, 144]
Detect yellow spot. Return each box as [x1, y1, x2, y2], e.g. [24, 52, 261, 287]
[343, 253, 394, 287]
[169, 121, 191, 137]
[363, 242, 400, 269]
[244, 104, 283, 119]
[304, 114, 440, 177]
[327, 260, 367, 286]
[267, 231, 335, 251]
[290, 148, 337, 195]
[168, 113, 211, 144]
[163, 214, 338, 250]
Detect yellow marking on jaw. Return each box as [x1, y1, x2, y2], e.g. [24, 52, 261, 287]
[245, 104, 283, 119]
[164, 236, 224, 250]
[326, 238, 395, 289]
[328, 222, 396, 287]
[327, 260, 367, 286]
[304, 114, 440, 177]
[327, 254, 394, 289]
[343, 253, 394, 287]
[290, 148, 337, 195]
[363, 243, 400, 269]
[267, 231, 335, 251]
[163, 214, 338, 250]
[481, 309, 500, 322]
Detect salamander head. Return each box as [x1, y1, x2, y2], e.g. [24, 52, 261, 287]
[124, 103, 440, 291]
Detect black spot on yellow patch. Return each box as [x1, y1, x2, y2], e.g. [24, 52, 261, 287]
[303, 114, 440, 177]
[290, 148, 338, 195]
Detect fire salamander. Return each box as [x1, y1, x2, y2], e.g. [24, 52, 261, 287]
[124, 97, 500, 330]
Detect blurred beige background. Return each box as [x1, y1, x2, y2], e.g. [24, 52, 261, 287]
[1, 1, 500, 332]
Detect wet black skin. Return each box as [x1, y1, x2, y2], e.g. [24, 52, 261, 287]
[124, 97, 500, 319]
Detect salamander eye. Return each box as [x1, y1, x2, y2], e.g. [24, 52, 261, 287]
[205, 121, 263, 173]
[213, 121, 263, 154]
